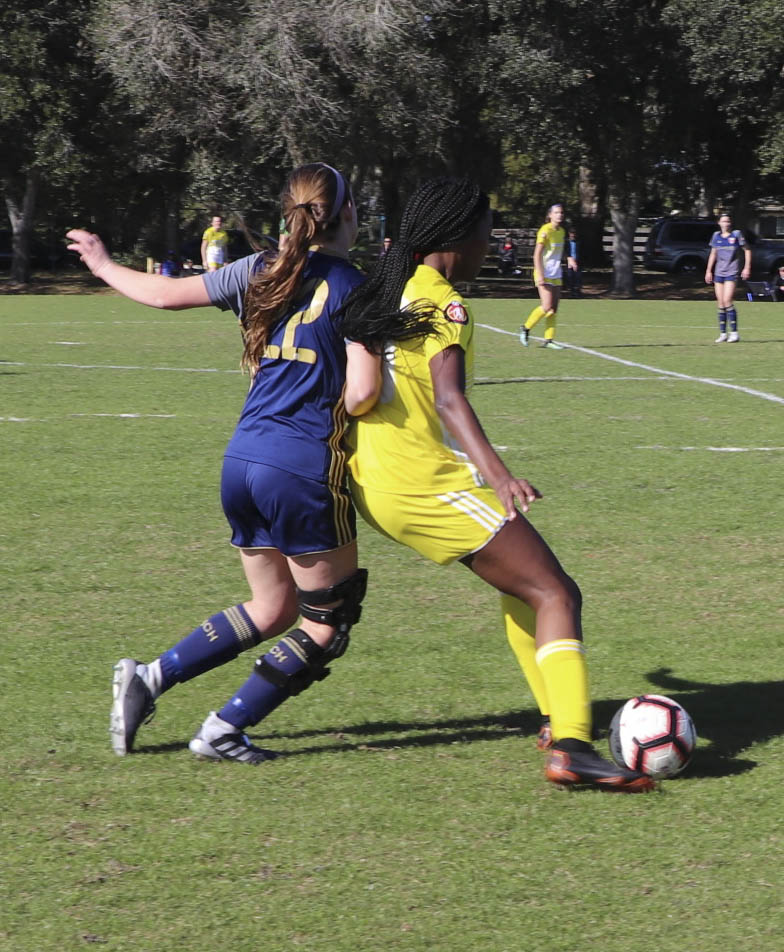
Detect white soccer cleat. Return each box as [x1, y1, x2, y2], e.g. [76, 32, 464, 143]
[715, 333, 728, 343]
[189, 712, 277, 764]
[727, 331, 739, 343]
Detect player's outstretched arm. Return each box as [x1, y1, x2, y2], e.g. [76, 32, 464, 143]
[430, 345, 541, 517]
[66, 229, 211, 310]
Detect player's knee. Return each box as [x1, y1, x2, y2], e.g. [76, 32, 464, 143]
[244, 592, 300, 641]
[560, 573, 582, 615]
[253, 627, 339, 696]
[296, 568, 368, 660]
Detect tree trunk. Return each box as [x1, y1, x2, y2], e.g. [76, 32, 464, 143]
[164, 190, 180, 257]
[608, 193, 639, 297]
[5, 171, 39, 285]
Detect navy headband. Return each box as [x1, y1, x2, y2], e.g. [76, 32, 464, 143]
[320, 163, 347, 221]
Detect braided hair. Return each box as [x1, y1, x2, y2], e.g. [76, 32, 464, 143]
[242, 162, 350, 370]
[338, 177, 489, 350]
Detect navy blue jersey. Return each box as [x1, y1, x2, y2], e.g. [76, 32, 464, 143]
[204, 250, 364, 485]
[710, 230, 746, 278]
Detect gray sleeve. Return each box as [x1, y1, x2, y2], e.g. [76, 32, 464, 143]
[202, 253, 263, 319]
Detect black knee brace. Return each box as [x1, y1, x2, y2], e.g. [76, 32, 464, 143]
[296, 568, 368, 660]
[254, 628, 332, 696]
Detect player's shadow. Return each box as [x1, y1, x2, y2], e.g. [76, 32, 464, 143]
[594, 668, 784, 779]
[136, 669, 782, 778]
[136, 708, 547, 758]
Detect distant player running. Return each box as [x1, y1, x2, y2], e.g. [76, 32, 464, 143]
[339, 178, 654, 792]
[705, 212, 751, 343]
[519, 203, 575, 350]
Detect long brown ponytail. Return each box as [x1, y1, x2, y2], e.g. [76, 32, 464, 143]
[241, 163, 349, 370]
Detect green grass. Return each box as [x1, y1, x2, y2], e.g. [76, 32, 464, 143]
[2, 293, 783, 951]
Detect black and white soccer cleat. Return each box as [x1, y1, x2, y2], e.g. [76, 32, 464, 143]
[110, 658, 156, 756]
[188, 712, 277, 764]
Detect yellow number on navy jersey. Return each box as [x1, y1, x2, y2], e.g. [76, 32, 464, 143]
[263, 279, 328, 364]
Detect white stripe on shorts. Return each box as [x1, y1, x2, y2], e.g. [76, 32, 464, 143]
[436, 490, 505, 532]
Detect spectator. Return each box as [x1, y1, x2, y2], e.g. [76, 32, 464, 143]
[772, 264, 784, 301]
[498, 233, 518, 275]
[565, 228, 582, 297]
[379, 236, 393, 257]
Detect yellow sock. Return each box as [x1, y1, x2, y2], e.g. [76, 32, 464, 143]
[525, 305, 546, 330]
[544, 310, 557, 341]
[535, 639, 592, 743]
[501, 595, 549, 716]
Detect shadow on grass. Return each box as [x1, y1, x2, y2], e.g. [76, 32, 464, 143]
[137, 670, 781, 780]
[594, 668, 784, 779]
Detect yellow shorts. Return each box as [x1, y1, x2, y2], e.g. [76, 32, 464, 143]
[534, 270, 562, 288]
[349, 479, 508, 566]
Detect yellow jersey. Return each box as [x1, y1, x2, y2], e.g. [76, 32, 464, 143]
[536, 222, 565, 281]
[346, 264, 483, 494]
[202, 226, 229, 265]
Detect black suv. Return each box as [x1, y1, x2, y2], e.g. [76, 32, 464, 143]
[644, 216, 784, 277]
[643, 218, 716, 274]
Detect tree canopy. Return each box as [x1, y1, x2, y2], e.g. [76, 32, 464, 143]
[2, 0, 782, 288]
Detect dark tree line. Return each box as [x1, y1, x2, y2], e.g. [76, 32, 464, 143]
[2, 0, 782, 292]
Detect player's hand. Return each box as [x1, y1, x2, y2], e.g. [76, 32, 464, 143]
[493, 477, 542, 518]
[705, 271, 713, 284]
[66, 229, 112, 278]
[741, 268, 750, 281]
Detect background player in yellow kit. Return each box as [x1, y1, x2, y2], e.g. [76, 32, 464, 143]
[201, 214, 230, 271]
[338, 178, 653, 792]
[520, 203, 575, 350]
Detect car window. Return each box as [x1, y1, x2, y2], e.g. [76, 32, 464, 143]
[668, 223, 715, 243]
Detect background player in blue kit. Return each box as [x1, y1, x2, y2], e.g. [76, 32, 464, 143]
[705, 212, 751, 343]
[68, 162, 381, 763]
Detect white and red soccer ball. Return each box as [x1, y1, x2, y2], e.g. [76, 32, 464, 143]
[609, 694, 696, 779]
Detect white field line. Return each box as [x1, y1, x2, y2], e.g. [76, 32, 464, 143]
[477, 324, 784, 406]
[638, 445, 784, 453]
[0, 360, 240, 374]
[1, 413, 177, 422]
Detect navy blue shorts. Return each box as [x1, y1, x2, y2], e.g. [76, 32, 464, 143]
[221, 456, 356, 556]
[714, 273, 739, 284]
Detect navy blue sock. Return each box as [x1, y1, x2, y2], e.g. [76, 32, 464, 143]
[727, 308, 738, 332]
[218, 630, 322, 729]
[717, 307, 727, 333]
[158, 605, 260, 690]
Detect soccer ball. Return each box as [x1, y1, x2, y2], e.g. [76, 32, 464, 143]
[608, 694, 696, 779]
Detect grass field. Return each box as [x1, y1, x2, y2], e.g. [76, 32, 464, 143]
[2, 292, 783, 951]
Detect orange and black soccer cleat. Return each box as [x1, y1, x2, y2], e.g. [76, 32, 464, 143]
[545, 740, 655, 792]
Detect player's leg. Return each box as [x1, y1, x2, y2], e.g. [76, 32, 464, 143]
[542, 286, 562, 348]
[110, 548, 298, 756]
[501, 594, 551, 749]
[189, 542, 366, 763]
[714, 280, 728, 341]
[521, 278, 553, 344]
[190, 465, 365, 763]
[724, 280, 740, 341]
[464, 519, 653, 791]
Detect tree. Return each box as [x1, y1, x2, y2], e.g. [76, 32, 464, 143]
[663, 0, 784, 214]
[0, 0, 104, 283]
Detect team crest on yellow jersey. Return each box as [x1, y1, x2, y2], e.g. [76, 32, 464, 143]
[446, 301, 468, 324]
